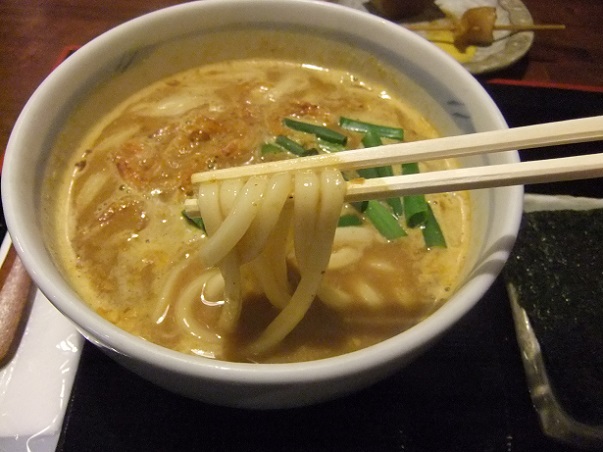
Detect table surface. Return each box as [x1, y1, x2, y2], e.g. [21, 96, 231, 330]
[1, 1, 603, 451]
[1, 0, 602, 156]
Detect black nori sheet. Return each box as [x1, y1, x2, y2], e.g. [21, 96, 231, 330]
[505, 208, 603, 425]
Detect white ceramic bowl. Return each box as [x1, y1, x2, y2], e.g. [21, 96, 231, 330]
[2, 0, 522, 409]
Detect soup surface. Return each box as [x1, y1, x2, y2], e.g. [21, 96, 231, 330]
[52, 58, 471, 363]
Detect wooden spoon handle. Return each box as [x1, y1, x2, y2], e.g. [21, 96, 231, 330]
[0, 245, 32, 360]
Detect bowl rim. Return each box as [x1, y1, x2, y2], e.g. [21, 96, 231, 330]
[2, 0, 523, 386]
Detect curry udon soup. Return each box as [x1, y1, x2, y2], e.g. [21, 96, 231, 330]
[50, 58, 471, 363]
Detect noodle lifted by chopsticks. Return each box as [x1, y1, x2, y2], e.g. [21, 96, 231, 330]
[196, 168, 346, 356]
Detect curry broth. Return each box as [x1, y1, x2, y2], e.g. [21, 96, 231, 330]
[52, 59, 471, 363]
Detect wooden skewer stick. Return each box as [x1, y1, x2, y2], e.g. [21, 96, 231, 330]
[492, 24, 566, 32]
[404, 23, 566, 32]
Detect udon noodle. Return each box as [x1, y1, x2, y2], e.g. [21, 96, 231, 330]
[50, 58, 471, 363]
[191, 169, 345, 355]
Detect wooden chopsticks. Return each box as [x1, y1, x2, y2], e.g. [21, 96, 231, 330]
[343, 152, 603, 202]
[186, 116, 603, 210]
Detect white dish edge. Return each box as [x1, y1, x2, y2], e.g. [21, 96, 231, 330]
[0, 234, 83, 452]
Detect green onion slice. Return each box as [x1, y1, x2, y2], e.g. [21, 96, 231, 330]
[275, 135, 308, 156]
[182, 210, 205, 232]
[261, 143, 285, 155]
[362, 131, 404, 216]
[338, 214, 363, 227]
[339, 117, 404, 140]
[422, 204, 447, 248]
[283, 118, 348, 145]
[403, 195, 429, 228]
[400, 162, 427, 227]
[364, 200, 407, 240]
[356, 167, 380, 179]
[361, 129, 383, 148]
[316, 138, 346, 153]
[351, 200, 368, 213]
[302, 148, 320, 157]
[401, 162, 420, 175]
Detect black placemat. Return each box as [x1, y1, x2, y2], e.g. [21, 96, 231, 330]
[56, 83, 603, 452]
[484, 82, 603, 198]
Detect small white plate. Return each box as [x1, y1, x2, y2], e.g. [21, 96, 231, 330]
[339, 0, 535, 74]
[0, 234, 83, 452]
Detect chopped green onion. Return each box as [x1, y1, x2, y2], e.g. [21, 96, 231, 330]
[182, 210, 205, 232]
[357, 131, 382, 179]
[401, 162, 428, 227]
[338, 214, 363, 227]
[302, 148, 320, 157]
[339, 117, 404, 140]
[401, 162, 420, 175]
[375, 166, 394, 178]
[362, 131, 404, 216]
[422, 204, 447, 248]
[283, 118, 348, 145]
[356, 167, 380, 179]
[386, 198, 404, 217]
[317, 138, 346, 153]
[374, 167, 404, 216]
[351, 200, 368, 213]
[261, 143, 285, 155]
[361, 129, 383, 148]
[275, 135, 307, 156]
[403, 195, 429, 228]
[364, 200, 406, 240]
